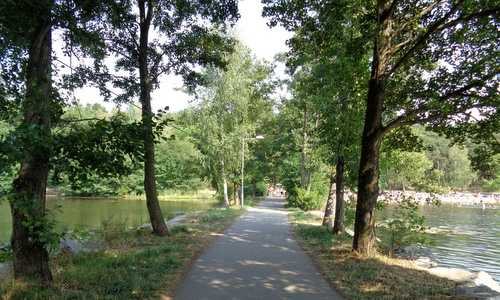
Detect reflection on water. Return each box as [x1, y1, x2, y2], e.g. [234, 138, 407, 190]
[0, 196, 217, 244]
[381, 204, 500, 282]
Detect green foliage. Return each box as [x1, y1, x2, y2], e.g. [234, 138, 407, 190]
[378, 196, 437, 254]
[187, 43, 275, 201]
[380, 126, 483, 192]
[343, 195, 357, 228]
[479, 153, 500, 192]
[42, 105, 207, 196]
[155, 132, 204, 191]
[0, 244, 12, 263]
[381, 150, 433, 191]
[287, 187, 323, 211]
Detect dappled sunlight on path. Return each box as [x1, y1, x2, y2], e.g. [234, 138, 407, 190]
[175, 198, 342, 300]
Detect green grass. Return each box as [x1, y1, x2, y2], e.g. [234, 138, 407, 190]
[289, 211, 467, 300]
[242, 196, 264, 207]
[119, 189, 217, 202]
[0, 208, 243, 299]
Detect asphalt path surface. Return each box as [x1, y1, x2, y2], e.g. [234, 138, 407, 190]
[175, 198, 342, 300]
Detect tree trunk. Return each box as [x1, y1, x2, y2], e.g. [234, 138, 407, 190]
[138, 0, 168, 236]
[221, 161, 230, 207]
[333, 155, 345, 234]
[252, 179, 257, 198]
[322, 168, 335, 226]
[353, 78, 384, 255]
[352, 0, 392, 254]
[10, 7, 53, 283]
[300, 103, 310, 190]
[233, 182, 239, 206]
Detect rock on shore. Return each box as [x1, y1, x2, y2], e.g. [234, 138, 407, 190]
[427, 267, 500, 299]
[0, 261, 12, 282]
[136, 214, 187, 231]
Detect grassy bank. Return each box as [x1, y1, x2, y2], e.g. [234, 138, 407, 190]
[289, 211, 465, 300]
[1, 208, 243, 299]
[117, 189, 216, 201]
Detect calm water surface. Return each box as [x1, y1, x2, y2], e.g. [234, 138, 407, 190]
[0, 196, 217, 243]
[382, 204, 500, 282]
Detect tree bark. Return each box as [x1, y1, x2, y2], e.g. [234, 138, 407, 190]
[138, 0, 168, 236]
[221, 161, 230, 207]
[10, 6, 53, 283]
[352, 0, 392, 255]
[353, 78, 384, 255]
[333, 155, 345, 234]
[322, 168, 335, 226]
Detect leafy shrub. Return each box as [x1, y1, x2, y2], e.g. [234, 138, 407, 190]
[482, 177, 500, 192]
[287, 187, 323, 211]
[100, 217, 129, 244]
[378, 195, 438, 254]
[0, 244, 12, 263]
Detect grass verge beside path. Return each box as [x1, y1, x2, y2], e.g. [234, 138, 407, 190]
[289, 210, 467, 300]
[1, 208, 243, 300]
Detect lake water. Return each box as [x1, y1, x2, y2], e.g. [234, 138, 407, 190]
[381, 204, 500, 282]
[420, 205, 500, 281]
[1, 198, 499, 282]
[0, 196, 217, 243]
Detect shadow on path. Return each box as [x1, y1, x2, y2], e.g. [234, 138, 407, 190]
[175, 198, 342, 300]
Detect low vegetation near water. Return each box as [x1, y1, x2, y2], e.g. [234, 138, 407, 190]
[0, 208, 243, 299]
[289, 211, 465, 300]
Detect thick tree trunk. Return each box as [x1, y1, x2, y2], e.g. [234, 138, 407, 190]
[333, 155, 345, 234]
[322, 169, 335, 226]
[10, 8, 53, 283]
[353, 78, 384, 255]
[352, 0, 392, 254]
[138, 0, 168, 236]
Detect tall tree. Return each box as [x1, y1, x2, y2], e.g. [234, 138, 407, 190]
[7, 2, 54, 283]
[264, 0, 498, 254]
[190, 44, 274, 205]
[352, 0, 498, 254]
[263, 0, 368, 232]
[0, 0, 110, 282]
[98, 0, 239, 235]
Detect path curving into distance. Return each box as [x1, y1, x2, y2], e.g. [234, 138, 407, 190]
[175, 198, 342, 300]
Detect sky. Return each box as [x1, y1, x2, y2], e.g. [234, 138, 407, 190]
[75, 0, 292, 112]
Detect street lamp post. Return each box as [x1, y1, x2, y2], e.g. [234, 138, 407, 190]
[241, 134, 264, 207]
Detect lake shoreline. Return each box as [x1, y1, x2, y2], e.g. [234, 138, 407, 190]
[0, 207, 244, 298]
[379, 190, 500, 207]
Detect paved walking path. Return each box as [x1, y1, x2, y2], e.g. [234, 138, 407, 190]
[175, 198, 342, 300]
